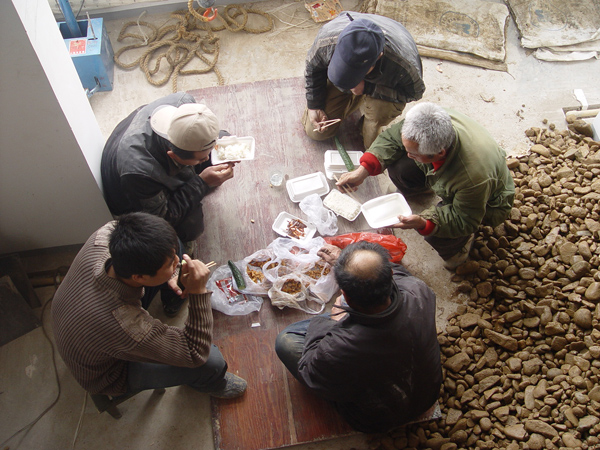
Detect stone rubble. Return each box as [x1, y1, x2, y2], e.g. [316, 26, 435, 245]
[369, 124, 600, 450]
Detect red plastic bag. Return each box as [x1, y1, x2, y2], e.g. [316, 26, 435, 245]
[324, 232, 407, 263]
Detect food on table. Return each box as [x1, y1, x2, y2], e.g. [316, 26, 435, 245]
[248, 256, 271, 268]
[323, 189, 361, 220]
[215, 141, 251, 160]
[281, 279, 302, 295]
[304, 262, 331, 280]
[228, 260, 246, 290]
[246, 267, 266, 284]
[286, 218, 307, 239]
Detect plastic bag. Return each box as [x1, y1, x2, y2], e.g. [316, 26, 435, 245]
[207, 264, 263, 315]
[264, 237, 338, 313]
[324, 232, 408, 263]
[268, 273, 326, 314]
[237, 249, 276, 296]
[300, 193, 338, 236]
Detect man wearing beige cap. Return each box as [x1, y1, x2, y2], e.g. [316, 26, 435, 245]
[101, 93, 235, 316]
[101, 93, 234, 244]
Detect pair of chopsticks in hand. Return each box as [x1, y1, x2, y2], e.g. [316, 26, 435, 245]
[177, 260, 216, 287]
[333, 174, 361, 204]
[313, 118, 341, 132]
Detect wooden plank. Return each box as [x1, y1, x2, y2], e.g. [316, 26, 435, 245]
[188, 77, 386, 450]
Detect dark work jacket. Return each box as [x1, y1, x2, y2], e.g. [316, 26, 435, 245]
[297, 264, 442, 433]
[100, 93, 210, 241]
[305, 11, 425, 110]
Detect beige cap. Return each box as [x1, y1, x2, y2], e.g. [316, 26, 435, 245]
[150, 103, 219, 152]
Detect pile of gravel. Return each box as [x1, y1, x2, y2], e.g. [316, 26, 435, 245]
[371, 124, 600, 450]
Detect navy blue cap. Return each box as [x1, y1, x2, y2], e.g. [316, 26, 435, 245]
[328, 18, 385, 90]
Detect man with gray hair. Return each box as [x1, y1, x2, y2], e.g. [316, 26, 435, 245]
[337, 102, 515, 269]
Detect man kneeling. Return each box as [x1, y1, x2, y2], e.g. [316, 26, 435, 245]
[275, 242, 441, 433]
[52, 212, 246, 399]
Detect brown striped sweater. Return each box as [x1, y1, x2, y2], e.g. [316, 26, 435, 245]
[51, 222, 214, 396]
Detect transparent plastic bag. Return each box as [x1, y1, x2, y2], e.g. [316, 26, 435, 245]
[207, 264, 263, 315]
[300, 193, 338, 236]
[237, 249, 276, 296]
[263, 237, 338, 313]
[268, 273, 326, 314]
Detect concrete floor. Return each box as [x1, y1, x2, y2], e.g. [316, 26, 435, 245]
[1, 0, 599, 449]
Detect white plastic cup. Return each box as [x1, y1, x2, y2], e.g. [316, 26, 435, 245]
[269, 169, 284, 187]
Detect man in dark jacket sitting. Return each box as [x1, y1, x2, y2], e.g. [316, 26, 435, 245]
[275, 241, 442, 433]
[101, 92, 235, 246]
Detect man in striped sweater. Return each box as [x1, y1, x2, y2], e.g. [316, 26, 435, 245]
[51, 212, 246, 398]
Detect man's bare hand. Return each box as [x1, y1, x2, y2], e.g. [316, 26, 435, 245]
[308, 109, 328, 132]
[199, 163, 235, 187]
[391, 214, 427, 230]
[317, 244, 342, 265]
[178, 254, 210, 296]
[336, 165, 369, 192]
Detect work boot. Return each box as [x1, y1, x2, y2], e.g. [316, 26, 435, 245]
[209, 373, 247, 399]
[443, 234, 475, 271]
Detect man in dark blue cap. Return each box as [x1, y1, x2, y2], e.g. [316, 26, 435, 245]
[303, 12, 424, 148]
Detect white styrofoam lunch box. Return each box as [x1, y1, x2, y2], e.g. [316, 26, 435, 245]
[286, 171, 330, 203]
[322, 189, 361, 221]
[324, 150, 363, 180]
[212, 136, 256, 163]
[361, 193, 412, 228]
[272, 212, 316, 241]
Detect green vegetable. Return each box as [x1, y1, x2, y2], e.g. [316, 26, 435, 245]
[228, 260, 246, 290]
[335, 136, 354, 171]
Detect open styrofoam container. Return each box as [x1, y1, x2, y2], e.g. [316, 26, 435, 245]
[324, 150, 363, 180]
[361, 193, 412, 228]
[322, 189, 362, 221]
[212, 136, 255, 163]
[272, 212, 316, 242]
[286, 171, 330, 203]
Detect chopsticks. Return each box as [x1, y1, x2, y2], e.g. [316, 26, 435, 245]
[205, 261, 216, 269]
[333, 174, 361, 204]
[313, 118, 341, 132]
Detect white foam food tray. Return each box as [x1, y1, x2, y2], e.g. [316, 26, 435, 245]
[212, 136, 255, 163]
[361, 193, 412, 228]
[322, 189, 362, 221]
[324, 150, 363, 180]
[286, 171, 330, 203]
[272, 212, 316, 241]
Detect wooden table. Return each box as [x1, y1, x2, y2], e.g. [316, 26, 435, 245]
[188, 77, 387, 450]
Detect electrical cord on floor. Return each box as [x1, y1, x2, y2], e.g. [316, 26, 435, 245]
[0, 282, 62, 449]
[71, 391, 88, 449]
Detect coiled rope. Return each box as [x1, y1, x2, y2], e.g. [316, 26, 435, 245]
[114, 3, 274, 92]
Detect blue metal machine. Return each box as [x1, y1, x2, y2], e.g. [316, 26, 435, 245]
[57, 0, 114, 95]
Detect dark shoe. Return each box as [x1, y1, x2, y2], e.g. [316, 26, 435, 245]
[162, 295, 186, 318]
[209, 373, 247, 399]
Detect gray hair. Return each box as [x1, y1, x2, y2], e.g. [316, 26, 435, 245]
[402, 103, 454, 156]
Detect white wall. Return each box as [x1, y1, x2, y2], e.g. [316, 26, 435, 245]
[0, 0, 112, 254]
